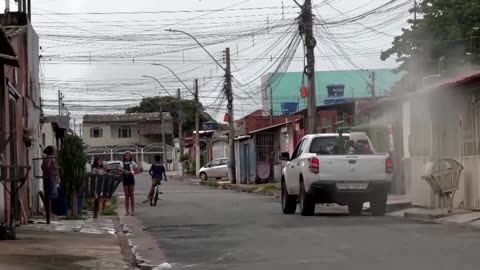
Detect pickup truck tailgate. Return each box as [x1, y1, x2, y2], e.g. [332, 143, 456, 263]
[318, 155, 387, 181]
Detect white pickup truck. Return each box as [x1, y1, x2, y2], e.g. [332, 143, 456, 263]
[280, 132, 393, 216]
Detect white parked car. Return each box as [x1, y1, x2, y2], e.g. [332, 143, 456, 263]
[199, 158, 228, 181]
[280, 132, 393, 216]
[106, 161, 123, 175]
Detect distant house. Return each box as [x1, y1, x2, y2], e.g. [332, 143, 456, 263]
[261, 69, 405, 116]
[82, 113, 173, 147]
[82, 113, 174, 165]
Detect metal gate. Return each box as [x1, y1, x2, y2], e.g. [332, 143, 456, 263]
[254, 132, 275, 183]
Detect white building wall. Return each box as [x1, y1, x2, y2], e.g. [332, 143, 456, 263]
[212, 140, 228, 160]
[83, 124, 140, 147]
[408, 86, 480, 209]
[41, 123, 55, 148]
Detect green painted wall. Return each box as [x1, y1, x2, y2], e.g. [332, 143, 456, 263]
[266, 69, 405, 115]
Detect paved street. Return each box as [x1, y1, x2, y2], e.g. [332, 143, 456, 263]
[128, 173, 480, 270]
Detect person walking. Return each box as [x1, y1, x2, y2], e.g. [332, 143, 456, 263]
[121, 152, 138, 216]
[41, 145, 59, 219]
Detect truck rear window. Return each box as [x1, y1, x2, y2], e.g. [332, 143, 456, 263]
[309, 136, 373, 155]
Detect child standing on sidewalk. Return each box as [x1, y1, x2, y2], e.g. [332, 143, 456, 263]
[144, 155, 167, 203]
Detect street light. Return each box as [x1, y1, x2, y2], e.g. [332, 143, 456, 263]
[150, 63, 196, 96]
[134, 93, 167, 165]
[165, 28, 236, 184]
[165, 29, 226, 72]
[150, 62, 201, 177]
[141, 75, 173, 97]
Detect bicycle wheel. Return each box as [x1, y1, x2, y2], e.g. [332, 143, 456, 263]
[153, 187, 159, 206]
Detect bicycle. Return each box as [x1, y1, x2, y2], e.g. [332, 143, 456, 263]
[150, 181, 163, 206]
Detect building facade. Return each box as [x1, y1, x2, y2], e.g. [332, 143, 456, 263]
[0, 11, 41, 223]
[261, 69, 405, 116]
[82, 113, 174, 147]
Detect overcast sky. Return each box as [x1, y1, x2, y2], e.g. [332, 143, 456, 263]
[2, 0, 411, 124]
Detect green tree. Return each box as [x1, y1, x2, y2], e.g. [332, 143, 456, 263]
[381, 0, 480, 79]
[126, 96, 216, 135]
[57, 135, 87, 217]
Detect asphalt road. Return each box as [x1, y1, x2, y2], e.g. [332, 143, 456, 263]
[130, 174, 480, 270]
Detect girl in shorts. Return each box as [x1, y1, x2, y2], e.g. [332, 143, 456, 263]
[121, 151, 138, 216]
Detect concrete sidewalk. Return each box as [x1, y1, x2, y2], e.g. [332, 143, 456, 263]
[390, 207, 480, 228]
[0, 217, 134, 270]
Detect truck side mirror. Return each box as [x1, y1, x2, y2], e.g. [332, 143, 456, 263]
[280, 152, 290, 161]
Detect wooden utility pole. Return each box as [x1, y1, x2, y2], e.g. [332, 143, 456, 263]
[160, 99, 167, 166]
[303, 0, 317, 134]
[413, 0, 417, 23]
[225, 48, 236, 184]
[177, 88, 184, 157]
[195, 79, 201, 177]
[177, 88, 184, 178]
[370, 71, 376, 101]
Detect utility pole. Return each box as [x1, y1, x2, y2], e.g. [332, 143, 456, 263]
[370, 71, 376, 102]
[225, 48, 236, 184]
[177, 88, 184, 177]
[413, 0, 417, 23]
[195, 79, 201, 177]
[58, 90, 64, 116]
[73, 118, 76, 135]
[302, 0, 317, 134]
[160, 99, 167, 168]
[177, 89, 184, 157]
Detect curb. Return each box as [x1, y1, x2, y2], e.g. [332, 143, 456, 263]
[386, 202, 413, 213]
[116, 197, 172, 270]
[113, 217, 137, 269]
[121, 223, 173, 270]
[403, 211, 448, 220]
[199, 181, 281, 199]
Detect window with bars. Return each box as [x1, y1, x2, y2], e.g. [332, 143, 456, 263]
[118, 126, 131, 138]
[90, 127, 103, 138]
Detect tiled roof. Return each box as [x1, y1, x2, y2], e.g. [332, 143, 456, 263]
[83, 112, 172, 123]
[442, 71, 480, 88]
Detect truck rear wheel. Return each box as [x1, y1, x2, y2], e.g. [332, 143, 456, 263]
[299, 182, 315, 216]
[281, 181, 297, 214]
[371, 191, 387, 216]
[348, 201, 363, 216]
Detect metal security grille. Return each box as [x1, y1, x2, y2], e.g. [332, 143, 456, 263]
[254, 133, 275, 162]
[254, 133, 275, 182]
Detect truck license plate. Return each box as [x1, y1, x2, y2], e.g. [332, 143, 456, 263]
[336, 182, 368, 190]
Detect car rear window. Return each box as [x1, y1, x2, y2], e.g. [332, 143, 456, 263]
[107, 162, 121, 169]
[309, 136, 373, 155]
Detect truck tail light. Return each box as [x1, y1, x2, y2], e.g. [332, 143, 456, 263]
[309, 157, 319, 174]
[385, 158, 393, 174]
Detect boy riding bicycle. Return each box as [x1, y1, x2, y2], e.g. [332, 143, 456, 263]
[144, 155, 167, 204]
